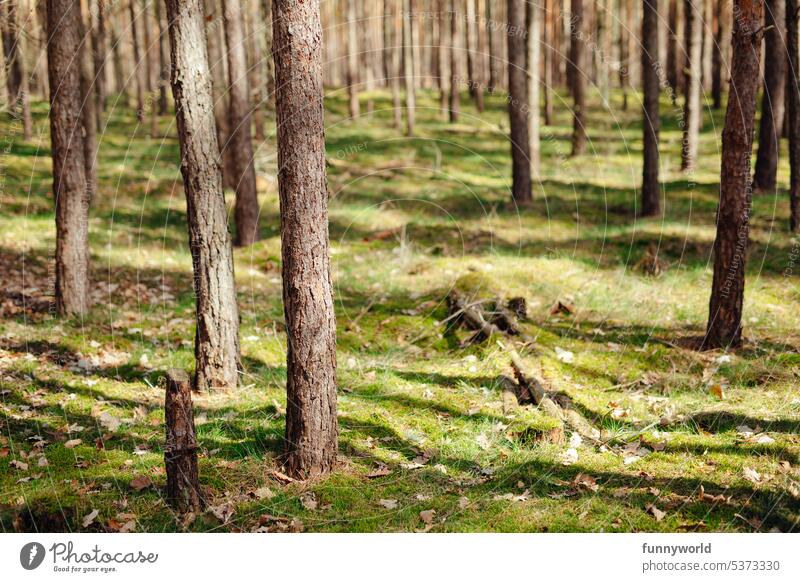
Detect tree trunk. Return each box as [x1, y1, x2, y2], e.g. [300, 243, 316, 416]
[543, 0, 553, 123]
[272, 0, 339, 479]
[570, 0, 587, 156]
[642, 0, 661, 217]
[619, 0, 630, 110]
[129, 0, 146, 122]
[712, 0, 726, 109]
[705, 0, 764, 348]
[436, 0, 448, 114]
[752, 0, 786, 192]
[486, 0, 498, 92]
[48, 0, 91, 317]
[165, 0, 241, 391]
[787, 0, 800, 230]
[142, 0, 159, 138]
[346, 0, 359, 118]
[163, 369, 203, 512]
[246, 0, 265, 139]
[92, 0, 107, 125]
[466, 0, 484, 111]
[527, 0, 540, 178]
[681, 0, 703, 172]
[667, 0, 683, 100]
[110, 12, 125, 97]
[508, 0, 531, 204]
[223, 0, 260, 246]
[596, 0, 609, 106]
[391, 0, 403, 127]
[259, 0, 275, 111]
[155, 0, 169, 114]
[78, 2, 97, 199]
[403, 0, 416, 135]
[701, 0, 713, 91]
[1, 0, 22, 105]
[449, 0, 460, 121]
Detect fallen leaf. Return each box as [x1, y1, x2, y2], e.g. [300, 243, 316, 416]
[560, 448, 578, 466]
[64, 439, 83, 449]
[129, 475, 153, 491]
[37, 456, 48, 467]
[252, 487, 275, 500]
[572, 473, 599, 492]
[207, 502, 235, 524]
[555, 347, 575, 363]
[271, 470, 295, 484]
[367, 463, 392, 478]
[419, 509, 436, 525]
[82, 509, 100, 528]
[9, 460, 28, 471]
[708, 384, 725, 400]
[742, 467, 761, 484]
[475, 433, 491, 450]
[379, 499, 398, 509]
[300, 492, 318, 511]
[646, 503, 666, 522]
[458, 496, 470, 509]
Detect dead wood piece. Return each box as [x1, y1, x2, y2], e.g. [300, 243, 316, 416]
[447, 292, 505, 344]
[507, 297, 527, 319]
[165, 369, 203, 513]
[508, 350, 547, 405]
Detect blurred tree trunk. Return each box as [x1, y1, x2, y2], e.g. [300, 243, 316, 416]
[79, 0, 97, 197]
[110, 10, 125, 97]
[360, 0, 375, 115]
[681, 0, 702, 171]
[753, 0, 786, 192]
[787, 0, 799, 230]
[701, 0, 713, 91]
[570, 0, 587, 155]
[619, 0, 630, 110]
[142, 0, 158, 138]
[596, 0, 609, 106]
[47, 0, 91, 316]
[346, 0, 359, 118]
[223, 0, 260, 246]
[642, 0, 661, 217]
[259, 0, 274, 111]
[667, 0, 683, 101]
[155, 0, 169, 114]
[527, 0, 540, 178]
[164, 0, 240, 391]
[403, 0, 416, 135]
[705, 0, 764, 348]
[543, 0, 553, 123]
[204, 0, 235, 190]
[508, 0, 531, 204]
[486, 0, 498, 92]
[466, 0, 484, 110]
[92, 0, 107, 123]
[2, 0, 32, 139]
[449, 0, 460, 121]
[391, 0, 402, 127]
[712, 0, 726, 109]
[436, 0, 448, 114]
[128, 0, 145, 122]
[245, 0, 264, 139]
[273, 0, 338, 479]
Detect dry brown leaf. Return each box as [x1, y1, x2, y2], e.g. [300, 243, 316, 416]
[419, 509, 436, 525]
[646, 503, 666, 522]
[64, 439, 82, 449]
[129, 475, 153, 491]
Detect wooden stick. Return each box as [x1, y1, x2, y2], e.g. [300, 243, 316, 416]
[165, 369, 203, 513]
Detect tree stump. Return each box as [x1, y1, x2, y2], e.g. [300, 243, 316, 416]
[164, 369, 203, 512]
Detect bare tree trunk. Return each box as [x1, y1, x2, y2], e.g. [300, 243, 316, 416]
[165, 0, 241, 390]
[110, 11, 125, 97]
[712, 0, 726, 109]
[129, 0, 146, 122]
[403, 0, 416, 135]
[223, 0, 260, 246]
[642, 0, 661, 217]
[486, 0, 498, 92]
[48, 0, 91, 317]
[79, 1, 97, 199]
[2, 0, 31, 139]
[705, 0, 764, 349]
[619, 0, 631, 110]
[787, 0, 799, 230]
[246, 0, 265, 139]
[667, 0, 683, 101]
[527, 0, 540, 178]
[701, 0, 713, 91]
[449, 0, 460, 121]
[466, 0, 484, 111]
[273, 0, 338, 479]
[543, 0, 553, 123]
[164, 370, 203, 512]
[155, 0, 169, 114]
[391, 0, 403, 127]
[596, 0, 609, 106]
[259, 0, 274, 111]
[360, 0, 375, 115]
[752, 0, 786, 192]
[436, 0, 448, 114]
[142, 0, 159, 138]
[570, 0, 587, 156]
[681, 0, 702, 171]
[346, 0, 359, 118]
[91, 0, 107, 126]
[508, 0, 531, 204]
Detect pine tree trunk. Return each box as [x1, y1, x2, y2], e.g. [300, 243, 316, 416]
[110, 12, 125, 97]
[129, 0, 146, 122]
[619, 0, 630, 110]
[701, 0, 713, 91]
[681, 0, 703, 172]
[543, 0, 553, 123]
[165, 0, 241, 391]
[752, 0, 786, 192]
[78, 3, 97, 200]
[436, 0, 448, 114]
[486, 0, 498, 92]
[712, 0, 726, 109]
[163, 369, 203, 512]
[449, 0, 460, 121]
[346, 0, 359, 118]
[155, 0, 169, 114]
[508, 0, 531, 204]
[403, 0, 416, 135]
[667, 0, 683, 101]
[246, 0, 265, 139]
[466, 0, 484, 111]
[527, 0, 540, 178]
[705, 0, 764, 348]
[223, 0, 260, 246]
[48, 0, 91, 317]
[787, 0, 800, 231]
[273, 0, 338, 479]
[391, 0, 403, 127]
[92, 0, 107, 124]
[142, 0, 159, 138]
[1, 0, 22, 105]
[570, 0, 587, 156]
[259, 0, 275, 111]
[642, 0, 661, 217]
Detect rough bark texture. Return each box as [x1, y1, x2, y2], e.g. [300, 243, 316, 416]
[273, 0, 338, 479]
[526, 0, 540, 178]
[642, 0, 661, 217]
[142, 0, 158, 138]
[705, 0, 764, 348]
[165, 0, 241, 391]
[507, 0, 531, 204]
[48, 0, 91, 317]
[403, 0, 416, 135]
[223, 0, 260, 246]
[164, 369, 203, 513]
[346, 0, 359, 118]
[570, 0, 587, 155]
[787, 0, 800, 230]
[752, 0, 786, 192]
[449, 0, 460, 122]
[681, 0, 703, 171]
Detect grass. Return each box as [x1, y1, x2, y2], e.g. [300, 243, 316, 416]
[0, 86, 799, 533]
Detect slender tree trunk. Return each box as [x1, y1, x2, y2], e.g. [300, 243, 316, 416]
[543, 0, 553, 123]
[48, 0, 91, 317]
[712, 0, 726, 109]
[155, 0, 169, 114]
[642, 0, 661, 217]
[486, 0, 498, 92]
[620, 0, 631, 110]
[596, 0, 609, 106]
[527, 0, 540, 178]
[508, 0, 531, 204]
[667, 0, 683, 101]
[92, 0, 107, 124]
[701, 0, 713, 91]
[787, 0, 800, 230]
[466, 0, 484, 110]
[223, 0, 260, 246]
[391, 0, 403, 127]
[259, 0, 274, 111]
[142, 0, 158, 138]
[449, 0, 460, 121]
[403, 0, 416, 135]
[164, 0, 241, 390]
[110, 13, 125, 97]
[346, 0, 359, 118]
[360, 0, 375, 115]
[752, 0, 786, 192]
[246, 0, 265, 139]
[681, 0, 702, 171]
[436, 0, 448, 114]
[570, 0, 587, 156]
[1, 0, 22, 105]
[705, 0, 764, 349]
[129, 0, 146, 122]
[273, 0, 338, 479]
[78, 2, 97, 199]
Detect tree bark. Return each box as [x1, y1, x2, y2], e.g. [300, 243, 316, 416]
[129, 0, 146, 122]
[527, 0, 540, 178]
[391, 0, 403, 127]
[92, 0, 107, 124]
[259, 0, 275, 111]
[403, 0, 416, 135]
[449, 0, 460, 121]
[667, 0, 684, 99]
[436, 0, 448, 114]
[508, 0, 531, 204]
[466, 0, 484, 111]
[752, 0, 786, 192]
[486, 0, 498, 92]
[787, 0, 800, 230]
[142, 0, 159, 138]
[163, 369, 203, 512]
[642, 0, 661, 217]
[165, 0, 241, 391]
[570, 0, 587, 155]
[543, 0, 553, 122]
[2, 0, 32, 139]
[223, 0, 260, 246]
[48, 0, 91, 317]
[246, 0, 265, 139]
[705, 0, 764, 348]
[272, 0, 339, 479]
[155, 0, 169, 114]
[346, 0, 359, 118]
[712, 0, 727, 109]
[681, 0, 703, 171]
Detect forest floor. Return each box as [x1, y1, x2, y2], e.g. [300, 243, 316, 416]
[1, 88, 799, 532]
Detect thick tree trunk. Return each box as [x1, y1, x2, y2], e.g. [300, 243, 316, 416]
[681, 0, 703, 171]
[346, 0, 359, 118]
[705, 0, 764, 348]
[570, 0, 587, 156]
[163, 369, 203, 512]
[508, 0, 531, 204]
[642, 0, 661, 217]
[48, 0, 91, 317]
[165, 0, 241, 391]
[787, 0, 800, 230]
[403, 0, 416, 135]
[272, 0, 338, 479]
[752, 0, 786, 192]
[449, 0, 460, 121]
[526, 0, 540, 178]
[155, 0, 169, 114]
[129, 0, 146, 122]
[223, 0, 260, 246]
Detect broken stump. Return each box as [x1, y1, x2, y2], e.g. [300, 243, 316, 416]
[164, 369, 203, 512]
